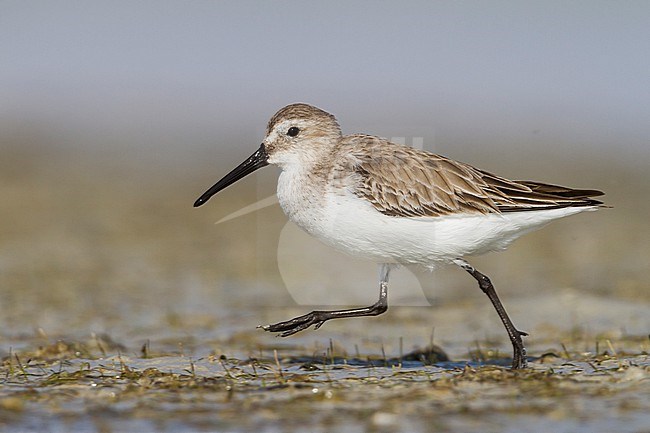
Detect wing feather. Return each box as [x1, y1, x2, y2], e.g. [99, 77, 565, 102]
[346, 136, 604, 217]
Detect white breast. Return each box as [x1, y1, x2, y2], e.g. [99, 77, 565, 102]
[276, 167, 328, 238]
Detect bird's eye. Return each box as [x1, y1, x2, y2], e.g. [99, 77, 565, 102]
[287, 127, 300, 137]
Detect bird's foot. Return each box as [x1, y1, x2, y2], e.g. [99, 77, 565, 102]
[258, 311, 328, 337]
[511, 329, 529, 369]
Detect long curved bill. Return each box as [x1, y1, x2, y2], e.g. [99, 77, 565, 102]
[194, 144, 269, 207]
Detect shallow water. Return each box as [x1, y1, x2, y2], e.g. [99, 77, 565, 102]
[2, 345, 649, 433]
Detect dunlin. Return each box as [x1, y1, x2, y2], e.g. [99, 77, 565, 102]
[194, 103, 604, 369]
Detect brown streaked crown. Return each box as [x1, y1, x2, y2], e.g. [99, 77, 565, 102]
[266, 103, 341, 136]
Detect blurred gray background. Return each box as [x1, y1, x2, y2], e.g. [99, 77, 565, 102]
[1, 1, 649, 356]
[3, 1, 649, 159]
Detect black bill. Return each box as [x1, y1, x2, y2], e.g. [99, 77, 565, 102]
[194, 144, 269, 207]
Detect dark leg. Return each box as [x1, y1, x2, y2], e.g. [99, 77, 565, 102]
[260, 264, 392, 337]
[453, 259, 528, 369]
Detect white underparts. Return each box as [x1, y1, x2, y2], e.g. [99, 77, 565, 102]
[284, 187, 597, 268]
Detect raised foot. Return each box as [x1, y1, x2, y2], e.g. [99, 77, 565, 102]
[259, 311, 329, 337]
[259, 301, 388, 338]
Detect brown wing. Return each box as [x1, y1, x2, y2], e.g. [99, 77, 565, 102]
[350, 137, 604, 217]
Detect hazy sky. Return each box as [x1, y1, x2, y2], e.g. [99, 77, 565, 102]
[2, 1, 649, 161]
